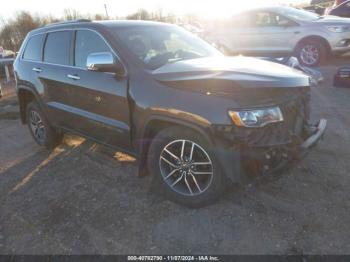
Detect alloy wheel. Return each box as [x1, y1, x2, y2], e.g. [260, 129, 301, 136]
[29, 110, 46, 143]
[300, 44, 319, 66]
[159, 139, 213, 197]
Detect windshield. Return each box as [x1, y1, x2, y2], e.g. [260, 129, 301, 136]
[112, 25, 221, 70]
[279, 6, 320, 21]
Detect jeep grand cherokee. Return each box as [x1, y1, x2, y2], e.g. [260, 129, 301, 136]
[14, 20, 327, 207]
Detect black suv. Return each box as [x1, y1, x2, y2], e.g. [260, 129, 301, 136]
[14, 20, 327, 206]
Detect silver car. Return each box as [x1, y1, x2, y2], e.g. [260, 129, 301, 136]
[207, 6, 350, 66]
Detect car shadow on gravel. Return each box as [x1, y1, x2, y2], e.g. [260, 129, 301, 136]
[0, 135, 142, 196]
[0, 135, 163, 253]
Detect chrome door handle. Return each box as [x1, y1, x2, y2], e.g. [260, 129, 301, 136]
[32, 67, 42, 73]
[67, 74, 80, 80]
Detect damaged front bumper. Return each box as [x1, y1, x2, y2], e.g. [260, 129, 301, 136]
[213, 89, 327, 182]
[240, 119, 327, 178]
[212, 118, 327, 184]
[300, 119, 327, 151]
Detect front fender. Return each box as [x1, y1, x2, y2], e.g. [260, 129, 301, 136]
[135, 112, 241, 184]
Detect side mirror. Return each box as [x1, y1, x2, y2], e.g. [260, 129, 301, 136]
[86, 52, 126, 77]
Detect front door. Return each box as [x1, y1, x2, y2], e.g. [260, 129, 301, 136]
[247, 11, 299, 55]
[219, 12, 256, 53]
[63, 29, 131, 150]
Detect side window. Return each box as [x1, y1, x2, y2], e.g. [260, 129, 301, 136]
[23, 34, 45, 61]
[74, 30, 110, 68]
[44, 31, 72, 65]
[254, 12, 275, 27]
[275, 14, 297, 27]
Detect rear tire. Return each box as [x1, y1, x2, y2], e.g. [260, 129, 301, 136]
[147, 126, 225, 207]
[296, 40, 327, 67]
[26, 101, 63, 149]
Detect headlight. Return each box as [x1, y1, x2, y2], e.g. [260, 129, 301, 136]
[326, 25, 350, 33]
[228, 107, 283, 128]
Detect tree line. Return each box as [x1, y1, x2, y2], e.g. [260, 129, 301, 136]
[0, 8, 186, 51]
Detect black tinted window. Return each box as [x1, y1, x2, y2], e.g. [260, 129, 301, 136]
[75, 30, 110, 67]
[44, 31, 71, 65]
[23, 34, 44, 61]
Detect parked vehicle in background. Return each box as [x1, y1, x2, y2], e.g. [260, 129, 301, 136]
[303, 4, 326, 15]
[14, 20, 326, 206]
[325, 0, 347, 14]
[0, 57, 15, 82]
[334, 66, 350, 86]
[326, 0, 350, 17]
[206, 6, 350, 66]
[0, 47, 15, 59]
[260, 56, 324, 86]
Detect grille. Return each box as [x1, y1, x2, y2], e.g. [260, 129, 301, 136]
[236, 91, 310, 147]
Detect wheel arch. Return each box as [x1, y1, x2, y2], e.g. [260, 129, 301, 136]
[136, 115, 214, 177]
[135, 115, 241, 184]
[17, 86, 39, 124]
[294, 35, 331, 55]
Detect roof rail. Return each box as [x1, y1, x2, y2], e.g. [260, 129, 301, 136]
[76, 19, 92, 22]
[45, 19, 92, 27]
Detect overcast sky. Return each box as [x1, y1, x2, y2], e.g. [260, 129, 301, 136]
[0, 0, 309, 20]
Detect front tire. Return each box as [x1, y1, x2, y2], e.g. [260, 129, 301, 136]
[26, 101, 63, 149]
[296, 40, 327, 67]
[148, 127, 225, 207]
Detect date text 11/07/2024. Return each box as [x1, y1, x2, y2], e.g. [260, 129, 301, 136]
[127, 256, 220, 261]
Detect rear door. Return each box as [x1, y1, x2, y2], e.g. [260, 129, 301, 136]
[63, 29, 131, 150]
[18, 33, 46, 102]
[40, 30, 76, 127]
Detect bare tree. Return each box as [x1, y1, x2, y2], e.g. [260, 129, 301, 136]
[63, 8, 82, 20]
[127, 9, 152, 20]
[0, 7, 197, 51]
[0, 11, 42, 51]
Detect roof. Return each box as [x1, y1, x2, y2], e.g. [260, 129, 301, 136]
[95, 20, 171, 28]
[230, 5, 299, 15]
[33, 19, 168, 32]
[29, 19, 172, 35]
[246, 5, 293, 12]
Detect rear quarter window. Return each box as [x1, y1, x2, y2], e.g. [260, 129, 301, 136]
[22, 34, 45, 61]
[44, 31, 72, 65]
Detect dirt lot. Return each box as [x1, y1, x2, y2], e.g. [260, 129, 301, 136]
[0, 58, 350, 255]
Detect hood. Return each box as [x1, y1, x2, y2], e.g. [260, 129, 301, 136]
[312, 15, 350, 25]
[152, 56, 309, 91]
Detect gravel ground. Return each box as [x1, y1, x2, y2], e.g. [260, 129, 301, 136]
[0, 58, 350, 255]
